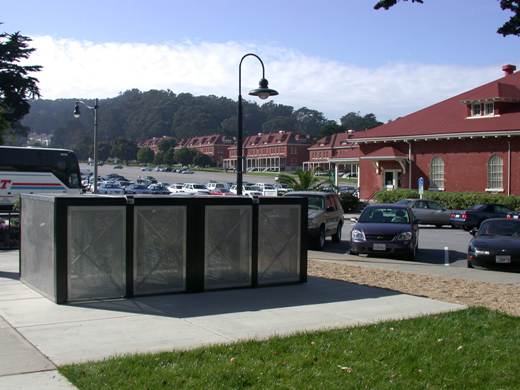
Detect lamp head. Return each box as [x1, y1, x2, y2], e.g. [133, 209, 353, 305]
[73, 102, 81, 118]
[249, 78, 278, 100]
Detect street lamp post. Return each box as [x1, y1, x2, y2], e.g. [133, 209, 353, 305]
[237, 53, 278, 195]
[73, 99, 99, 193]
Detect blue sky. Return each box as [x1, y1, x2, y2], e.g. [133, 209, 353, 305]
[3, 0, 519, 120]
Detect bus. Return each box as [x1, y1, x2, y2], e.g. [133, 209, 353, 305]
[0, 146, 82, 210]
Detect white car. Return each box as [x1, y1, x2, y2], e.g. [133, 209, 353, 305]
[182, 183, 210, 194]
[255, 183, 278, 196]
[167, 183, 185, 193]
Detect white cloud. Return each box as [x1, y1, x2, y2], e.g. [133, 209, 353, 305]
[30, 36, 511, 121]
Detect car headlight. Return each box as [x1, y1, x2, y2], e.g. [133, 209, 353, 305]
[351, 229, 366, 242]
[394, 231, 413, 241]
[473, 248, 490, 256]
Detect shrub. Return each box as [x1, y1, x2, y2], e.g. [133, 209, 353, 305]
[339, 193, 360, 211]
[374, 189, 520, 211]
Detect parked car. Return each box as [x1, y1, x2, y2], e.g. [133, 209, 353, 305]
[113, 164, 123, 169]
[125, 184, 150, 194]
[181, 169, 194, 174]
[182, 183, 210, 194]
[350, 204, 419, 260]
[97, 182, 125, 195]
[395, 199, 452, 227]
[338, 185, 359, 197]
[284, 191, 344, 250]
[255, 183, 278, 196]
[167, 183, 185, 193]
[209, 188, 232, 196]
[243, 185, 263, 197]
[206, 182, 228, 192]
[140, 166, 153, 172]
[507, 212, 520, 220]
[467, 218, 520, 269]
[147, 183, 170, 195]
[450, 204, 512, 231]
[341, 172, 358, 179]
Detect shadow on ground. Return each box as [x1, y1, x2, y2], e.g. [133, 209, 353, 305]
[71, 276, 400, 318]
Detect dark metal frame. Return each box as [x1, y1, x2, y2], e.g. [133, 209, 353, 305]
[20, 195, 307, 304]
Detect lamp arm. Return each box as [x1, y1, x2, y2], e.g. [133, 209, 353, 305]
[76, 100, 97, 110]
[238, 53, 266, 95]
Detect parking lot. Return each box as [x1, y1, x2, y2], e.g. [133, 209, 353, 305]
[81, 164, 278, 186]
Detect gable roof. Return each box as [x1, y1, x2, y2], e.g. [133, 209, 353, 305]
[351, 70, 520, 141]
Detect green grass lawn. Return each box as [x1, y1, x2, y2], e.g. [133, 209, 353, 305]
[59, 308, 520, 389]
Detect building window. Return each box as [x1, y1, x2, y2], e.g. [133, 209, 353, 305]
[430, 157, 445, 190]
[487, 155, 503, 190]
[484, 102, 494, 116]
[471, 103, 481, 117]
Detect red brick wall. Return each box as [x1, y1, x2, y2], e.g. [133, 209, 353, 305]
[359, 137, 520, 199]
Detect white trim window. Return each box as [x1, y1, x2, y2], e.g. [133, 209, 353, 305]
[484, 102, 494, 116]
[430, 156, 445, 190]
[471, 103, 481, 117]
[487, 155, 503, 191]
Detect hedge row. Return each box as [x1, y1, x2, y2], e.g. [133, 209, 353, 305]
[374, 189, 520, 210]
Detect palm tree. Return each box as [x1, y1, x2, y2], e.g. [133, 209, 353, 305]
[277, 169, 332, 191]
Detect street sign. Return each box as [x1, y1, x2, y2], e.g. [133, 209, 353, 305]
[418, 177, 424, 199]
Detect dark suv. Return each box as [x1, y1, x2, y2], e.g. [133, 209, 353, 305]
[284, 191, 344, 250]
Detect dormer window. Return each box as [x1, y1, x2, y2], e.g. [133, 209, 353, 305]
[469, 102, 495, 118]
[471, 103, 481, 117]
[484, 102, 494, 116]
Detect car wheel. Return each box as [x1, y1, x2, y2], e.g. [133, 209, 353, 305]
[332, 222, 343, 243]
[314, 225, 326, 250]
[467, 260, 473, 269]
[349, 249, 358, 256]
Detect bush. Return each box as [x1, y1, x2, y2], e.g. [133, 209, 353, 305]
[374, 189, 520, 211]
[339, 192, 360, 211]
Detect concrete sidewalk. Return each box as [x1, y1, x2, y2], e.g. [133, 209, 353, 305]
[0, 250, 463, 387]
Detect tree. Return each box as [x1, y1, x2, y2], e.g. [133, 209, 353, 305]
[340, 112, 382, 131]
[193, 152, 215, 167]
[157, 137, 176, 153]
[111, 138, 137, 163]
[97, 142, 112, 161]
[163, 147, 176, 165]
[277, 170, 330, 191]
[154, 151, 164, 165]
[137, 147, 155, 164]
[262, 116, 298, 132]
[319, 121, 345, 137]
[293, 107, 328, 136]
[374, 0, 520, 37]
[174, 148, 197, 165]
[0, 28, 41, 143]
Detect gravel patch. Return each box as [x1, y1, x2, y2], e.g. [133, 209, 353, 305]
[309, 260, 520, 316]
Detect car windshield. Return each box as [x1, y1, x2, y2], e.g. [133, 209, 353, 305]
[359, 207, 410, 224]
[395, 199, 412, 206]
[286, 195, 325, 210]
[478, 220, 520, 237]
[471, 204, 486, 211]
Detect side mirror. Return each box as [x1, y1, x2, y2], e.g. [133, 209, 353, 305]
[350, 217, 358, 223]
[470, 228, 478, 236]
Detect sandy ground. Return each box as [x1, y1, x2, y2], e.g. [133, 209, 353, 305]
[309, 260, 520, 316]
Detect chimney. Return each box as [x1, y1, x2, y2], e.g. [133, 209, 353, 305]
[502, 64, 516, 76]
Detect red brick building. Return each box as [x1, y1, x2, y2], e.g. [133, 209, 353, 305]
[137, 136, 175, 154]
[175, 134, 233, 166]
[351, 64, 520, 199]
[303, 132, 360, 181]
[224, 131, 310, 172]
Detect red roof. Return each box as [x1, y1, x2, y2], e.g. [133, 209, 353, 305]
[309, 132, 357, 150]
[352, 70, 520, 140]
[361, 146, 407, 158]
[176, 134, 233, 148]
[229, 131, 310, 150]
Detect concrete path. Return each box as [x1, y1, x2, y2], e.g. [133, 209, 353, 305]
[0, 250, 463, 386]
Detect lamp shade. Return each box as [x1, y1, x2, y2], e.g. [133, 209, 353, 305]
[249, 78, 278, 100]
